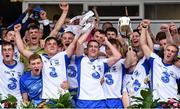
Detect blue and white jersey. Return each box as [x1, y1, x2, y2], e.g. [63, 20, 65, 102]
[76, 56, 109, 100]
[148, 53, 180, 101]
[20, 71, 42, 103]
[102, 59, 126, 99]
[0, 46, 20, 62]
[124, 57, 150, 102]
[67, 55, 78, 89]
[0, 60, 24, 102]
[40, 51, 70, 99]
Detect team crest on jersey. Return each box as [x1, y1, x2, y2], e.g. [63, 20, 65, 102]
[111, 66, 117, 72]
[134, 70, 140, 77]
[54, 60, 60, 65]
[169, 71, 176, 78]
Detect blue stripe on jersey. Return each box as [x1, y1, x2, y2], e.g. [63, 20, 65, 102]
[76, 99, 106, 108]
[148, 57, 155, 90]
[64, 54, 71, 79]
[142, 59, 150, 75]
[42, 53, 49, 59]
[104, 63, 109, 73]
[75, 55, 84, 99]
[121, 64, 126, 94]
[3, 60, 17, 69]
[106, 98, 123, 108]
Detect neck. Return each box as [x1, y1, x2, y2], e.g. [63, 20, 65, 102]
[31, 71, 40, 76]
[48, 53, 55, 58]
[29, 43, 39, 48]
[163, 59, 172, 65]
[88, 56, 97, 60]
[3, 60, 15, 65]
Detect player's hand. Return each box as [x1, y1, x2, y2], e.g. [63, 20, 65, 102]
[60, 0, 69, 12]
[169, 23, 177, 34]
[60, 81, 69, 90]
[141, 19, 151, 28]
[101, 36, 108, 45]
[14, 24, 22, 32]
[160, 24, 169, 32]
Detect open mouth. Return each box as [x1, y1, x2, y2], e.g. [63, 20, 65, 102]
[133, 40, 138, 44]
[35, 68, 39, 72]
[5, 55, 10, 58]
[31, 37, 37, 40]
[65, 43, 70, 47]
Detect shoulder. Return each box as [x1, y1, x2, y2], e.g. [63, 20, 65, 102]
[20, 71, 31, 80]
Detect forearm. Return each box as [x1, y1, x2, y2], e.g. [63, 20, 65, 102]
[66, 33, 80, 57]
[107, 41, 121, 59]
[165, 30, 174, 44]
[146, 30, 154, 51]
[50, 11, 68, 37]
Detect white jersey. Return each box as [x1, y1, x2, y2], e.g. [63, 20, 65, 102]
[0, 60, 24, 102]
[0, 45, 20, 62]
[41, 51, 70, 99]
[76, 56, 109, 100]
[124, 57, 150, 103]
[102, 59, 126, 99]
[149, 53, 180, 101]
[67, 55, 78, 89]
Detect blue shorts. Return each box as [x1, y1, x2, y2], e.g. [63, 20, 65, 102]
[76, 99, 106, 108]
[106, 98, 123, 108]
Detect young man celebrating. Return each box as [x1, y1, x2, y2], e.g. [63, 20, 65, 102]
[140, 23, 180, 101]
[0, 41, 24, 106]
[20, 53, 43, 106]
[75, 30, 121, 108]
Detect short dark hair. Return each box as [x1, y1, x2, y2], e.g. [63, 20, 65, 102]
[156, 31, 166, 42]
[29, 53, 42, 63]
[27, 23, 40, 31]
[87, 40, 100, 48]
[45, 37, 58, 45]
[106, 39, 120, 48]
[93, 29, 106, 36]
[61, 31, 75, 37]
[133, 29, 141, 35]
[1, 41, 14, 52]
[105, 27, 118, 36]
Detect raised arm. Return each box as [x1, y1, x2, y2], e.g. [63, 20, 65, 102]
[140, 24, 152, 58]
[160, 24, 174, 44]
[49, 0, 69, 37]
[92, 6, 100, 29]
[124, 47, 133, 68]
[66, 32, 81, 58]
[104, 37, 121, 67]
[14, 24, 33, 59]
[76, 21, 95, 57]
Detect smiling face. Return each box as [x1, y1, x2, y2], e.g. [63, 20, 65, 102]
[61, 32, 74, 49]
[132, 31, 140, 48]
[87, 40, 99, 59]
[93, 31, 106, 46]
[163, 45, 178, 64]
[44, 38, 58, 57]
